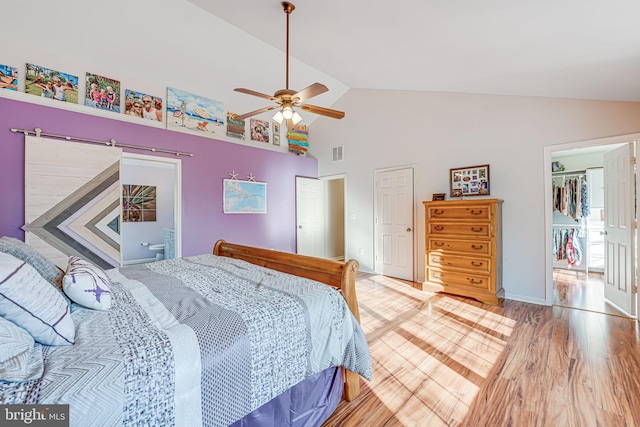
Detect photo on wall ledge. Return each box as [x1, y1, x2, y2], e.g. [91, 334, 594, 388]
[86, 73, 121, 113]
[250, 118, 270, 143]
[125, 89, 163, 122]
[166, 87, 225, 138]
[25, 63, 78, 103]
[0, 64, 18, 91]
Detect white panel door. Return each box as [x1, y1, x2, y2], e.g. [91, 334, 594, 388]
[296, 176, 324, 257]
[603, 142, 636, 316]
[374, 168, 414, 280]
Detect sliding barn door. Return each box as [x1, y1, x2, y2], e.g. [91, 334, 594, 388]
[24, 136, 122, 269]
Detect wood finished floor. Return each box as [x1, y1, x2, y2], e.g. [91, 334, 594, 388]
[553, 268, 627, 317]
[323, 273, 640, 427]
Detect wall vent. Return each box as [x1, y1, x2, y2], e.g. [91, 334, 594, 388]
[332, 145, 344, 162]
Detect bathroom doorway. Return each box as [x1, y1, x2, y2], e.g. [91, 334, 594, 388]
[121, 153, 182, 265]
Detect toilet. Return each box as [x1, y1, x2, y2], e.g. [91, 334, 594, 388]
[148, 243, 165, 261]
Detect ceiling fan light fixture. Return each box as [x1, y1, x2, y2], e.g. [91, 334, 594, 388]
[292, 111, 302, 125]
[282, 106, 294, 120]
[273, 110, 284, 124]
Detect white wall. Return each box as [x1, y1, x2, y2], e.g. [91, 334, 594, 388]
[1, 0, 348, 151]
[310, 89, 640, 304]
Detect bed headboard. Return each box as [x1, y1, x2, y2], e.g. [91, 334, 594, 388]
[213, 240, 361, 323]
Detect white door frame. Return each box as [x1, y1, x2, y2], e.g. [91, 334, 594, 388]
[373, 164, 417, 281]
[543, 133, 640, 316]
[319, 174, 348, 260]
[122, 152, 183, 261]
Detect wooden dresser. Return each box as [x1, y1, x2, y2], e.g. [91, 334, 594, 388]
[422, 198, 504, 305]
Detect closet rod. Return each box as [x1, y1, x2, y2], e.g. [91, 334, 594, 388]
[552, 169, 586, 176]
[10, 127, 194, 157]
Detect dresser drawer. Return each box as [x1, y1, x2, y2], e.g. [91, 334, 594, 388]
[428, 238, 491, 256]
[428, 205, 490, 221]
[428, 223, 491, 238]
[427, 252, 491, 274]
[426, 268, 491, 292]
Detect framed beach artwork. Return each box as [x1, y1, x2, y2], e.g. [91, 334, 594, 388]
[250, 119, 270, 143]
[0, 64, 18, 91]
[25, 63, 78, 103]
[223, 179, 267, 214]
[226, 112, 246, 139]
[166, 87, 225, 137]
[86, 73, 121, 112]
[125, 89, 163, 121]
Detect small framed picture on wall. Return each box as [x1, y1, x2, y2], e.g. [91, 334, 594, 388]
[450, 164, 490, 197]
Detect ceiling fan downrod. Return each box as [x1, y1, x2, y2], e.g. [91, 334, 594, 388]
[283, 2, 295, 91]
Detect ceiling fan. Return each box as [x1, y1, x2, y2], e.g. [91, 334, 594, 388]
[233, 2, 345, 130]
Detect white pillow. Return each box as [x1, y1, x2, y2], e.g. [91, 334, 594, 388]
[0, 252, 75, 346]
[63, 257, 112, 311]
[0, 316, 43, 382]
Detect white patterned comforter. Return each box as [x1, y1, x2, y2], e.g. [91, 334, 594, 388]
[1, 254, 372, 427]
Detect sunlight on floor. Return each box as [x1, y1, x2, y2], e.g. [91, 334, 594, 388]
[358, 275, 515, 426]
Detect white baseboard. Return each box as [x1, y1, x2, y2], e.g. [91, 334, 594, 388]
[503, 291, 549, 306]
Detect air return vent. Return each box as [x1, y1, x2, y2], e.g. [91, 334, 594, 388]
[332, 145, 344, 162]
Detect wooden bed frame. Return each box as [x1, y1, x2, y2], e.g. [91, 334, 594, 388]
[213, 239, 363, 401]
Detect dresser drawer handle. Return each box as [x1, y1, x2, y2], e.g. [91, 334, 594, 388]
[433, 242, 445, 247]
[471, 227, 483, 232]
[470, 210, 483, 215]
[434, 225, 445, 231]
[433, 209, 445, 215]
[431, 257, 443, 263]
[471, 261, 483, 267]
[469, 278, 483, 284]
[471, 244, 484, 250]
[432, 272, 444, 279]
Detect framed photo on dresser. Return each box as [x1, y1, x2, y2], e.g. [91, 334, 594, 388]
[450, 164, 490, 197]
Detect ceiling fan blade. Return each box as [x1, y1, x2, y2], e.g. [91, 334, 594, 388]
[234, 106, 277, 121]
[234, 88, 277, 101]
[299, 104, 345, 120]
[292, 83, 329, 103]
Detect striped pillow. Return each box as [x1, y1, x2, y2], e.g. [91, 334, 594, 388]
[0, 316, 43, 382]
[0, 237, 63, 285]
[0, 252, 75, 346]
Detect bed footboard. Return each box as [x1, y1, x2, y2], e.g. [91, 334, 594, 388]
[213, 240, 362, 400]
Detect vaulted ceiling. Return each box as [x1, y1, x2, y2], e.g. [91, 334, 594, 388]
[188, 0, 640, 102]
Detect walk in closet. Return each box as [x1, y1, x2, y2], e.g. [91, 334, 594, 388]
[551, 150, 616, 315]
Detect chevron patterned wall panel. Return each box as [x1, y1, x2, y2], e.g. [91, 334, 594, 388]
[24, 136, 122, 269]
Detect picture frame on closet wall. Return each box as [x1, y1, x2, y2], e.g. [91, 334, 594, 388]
[450, 164, 490, 197]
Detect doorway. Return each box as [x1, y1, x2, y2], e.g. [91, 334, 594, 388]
[544, 134, 639, 318]
[295, 175, 346, 260]
[121, 153, 182, 265]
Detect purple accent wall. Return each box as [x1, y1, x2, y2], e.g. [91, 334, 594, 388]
[0, 97, 317, 255]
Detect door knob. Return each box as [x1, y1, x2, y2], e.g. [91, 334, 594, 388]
[406, 227, 412, 232]
[298, 225, 302, 229]
[600, 231, 607, 235]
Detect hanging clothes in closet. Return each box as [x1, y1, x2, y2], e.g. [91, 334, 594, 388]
[552, 174, 589, 219]
[552, 227, 584, 268]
